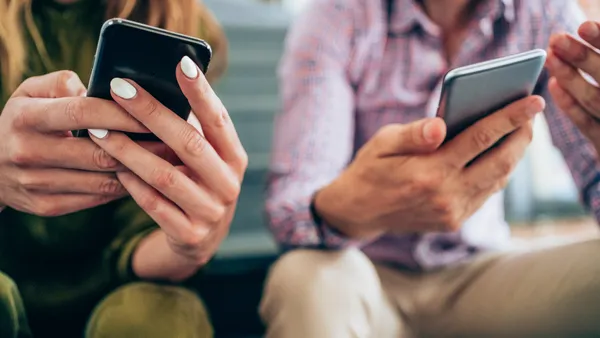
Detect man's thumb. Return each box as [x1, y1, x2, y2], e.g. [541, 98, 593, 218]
[371, 118, 447, 157]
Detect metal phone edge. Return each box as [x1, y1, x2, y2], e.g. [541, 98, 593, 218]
[443, 49, 547, 83]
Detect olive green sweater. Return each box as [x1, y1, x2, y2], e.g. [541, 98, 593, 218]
[0, 0, 213, 317]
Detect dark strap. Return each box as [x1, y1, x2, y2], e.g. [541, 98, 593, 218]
[386, 0, 394, 33]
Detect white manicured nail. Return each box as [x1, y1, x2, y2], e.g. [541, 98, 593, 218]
[110, 78, 137, 99]
[88, 129, 109, 139]
[181, 56, 199, 79]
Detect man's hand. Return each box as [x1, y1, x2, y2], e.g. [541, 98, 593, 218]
[314, 96, 544, 240]
[88, 57, 248, 280]
[0, 71, 166, 216]
[546, 21, 600, 154]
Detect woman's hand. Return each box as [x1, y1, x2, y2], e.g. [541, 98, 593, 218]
[0, 71, 164, 216]
[88, 57, 248, 278]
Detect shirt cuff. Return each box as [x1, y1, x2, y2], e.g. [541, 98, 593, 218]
[116, 225, 159, 283]
[309, 197, 367, 250]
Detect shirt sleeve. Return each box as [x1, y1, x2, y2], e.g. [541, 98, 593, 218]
[540, 1, 600, 222]
[105, 198, 159, 284]
[265, 0, 372, 250]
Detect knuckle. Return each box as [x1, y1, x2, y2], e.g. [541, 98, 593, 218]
[150, 167, 177, 190]
[92, 147, 118, 170]
[64, 98, 85, 125]
[8, 99, 29, 129]
[33, 199, 60, 217]
[205, 203, 226, 224]
[99, 178, 124, 195]
[8, 137, 33, 166]
[495, 176, 511, 192]
[473, 128, 494, 150]
[141, 98, 160, 118]
[411, 171, 444, 194]
[182, 129, 208, 157]
[236, 149, 249, 171]
[213, 105, 230, 128]
[221, 179, 241, 205]
[16, 172, 38, 190]
[179, 232, 204, 248]
[54, 70, 76, 96]
[433, 197, 460, 231]
[497, 158, 515, 178]
[582, 88, 600, 112]
[376, 124, 397, 141]
[193, 254, 211, 267]
[139, 193, 162, 213]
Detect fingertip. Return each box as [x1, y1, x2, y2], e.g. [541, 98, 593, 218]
[530, 95, 546, 110]
[423, 118, 447, 145]
[579, 21, 600, 40]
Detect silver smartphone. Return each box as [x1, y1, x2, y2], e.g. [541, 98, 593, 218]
[437, 49, 547, 141]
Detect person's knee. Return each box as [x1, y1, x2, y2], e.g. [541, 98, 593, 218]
[261, 249, 381, 310]
[0, 272, 29, 338]
[86, 282, 212, 338]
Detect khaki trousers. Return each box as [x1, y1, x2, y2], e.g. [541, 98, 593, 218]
[260, 239, 600, 337]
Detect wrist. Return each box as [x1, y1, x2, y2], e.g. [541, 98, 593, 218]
[132, 230, 202, 282]
[314, 182, 385, 241]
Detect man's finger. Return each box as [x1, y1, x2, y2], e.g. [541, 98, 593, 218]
[548, 33, 600, 86]
[367, 118, 446, 158]
[548, 77, 600, 144]
[579, 21, 600, 51]
[546, 51, 600, 119]
[12, 96, 148, 133]
[11, 71, 86, 99]
[177, 56, 247, 171]
[463, 122, 533, 193]
[17, 168, 126, 196]
[442, 96, 544, 168]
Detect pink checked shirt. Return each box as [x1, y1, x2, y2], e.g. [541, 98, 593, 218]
[266, 0, 600, 270]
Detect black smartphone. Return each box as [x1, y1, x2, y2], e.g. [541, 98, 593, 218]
[437, 49, 547, 142]
[75, 18, 213, 141]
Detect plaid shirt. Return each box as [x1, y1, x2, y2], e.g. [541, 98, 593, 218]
[265, 0, 599, 270]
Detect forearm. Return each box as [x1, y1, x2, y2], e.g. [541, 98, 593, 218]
[131, 229, 201, 282]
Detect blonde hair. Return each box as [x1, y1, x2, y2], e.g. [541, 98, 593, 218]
[0, 0, 224, 92]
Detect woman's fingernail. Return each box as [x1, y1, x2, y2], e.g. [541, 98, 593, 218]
[110, 78, 137, 99]
[88, 129, 109, 139]
[181, 56, 199, 79]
